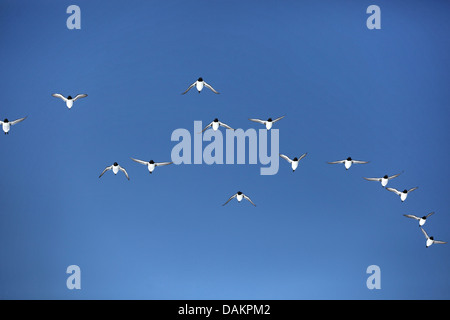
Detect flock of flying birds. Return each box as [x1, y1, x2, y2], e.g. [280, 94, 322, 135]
[1, 77, 445, 248]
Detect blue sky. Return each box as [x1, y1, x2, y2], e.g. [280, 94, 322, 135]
[0, 0, 449, 299]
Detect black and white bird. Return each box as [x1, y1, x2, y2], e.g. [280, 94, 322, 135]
[403, 212, 434, 227]
[420, 228, 446, 248]
[200, 118, 234, 133]
[182, 77, 219, 94]
[99, 162, 129, 180]
[327, 157, 369, 170]
[222, 191, 256, 207]
[52, 93, 88, 109]
[279, 153, 307, 172]
[386, 187, 418, 202]
[1, 117, 27, 134]
[130, 158, 173, 174]
[249, 116, 285, 130]
[363, 171, 403, 187]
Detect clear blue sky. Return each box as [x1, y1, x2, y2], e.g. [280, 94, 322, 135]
[0, 0, 449, 299]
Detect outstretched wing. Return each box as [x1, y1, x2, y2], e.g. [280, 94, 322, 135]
[279, 154, 292, 163]
[297, 153, 307, 161]
[219, 122, 234, 130]
[181, 81, 196, 95]
[73, 94, 88, 101]
[99, 165, 112, 178]
[420, 227, 429, 239]
[222, 193, 237, 206]
[52, 93, 67, 101]
[363, 177, 381, 182]
[243, 194, 256, 207]
[272, 115, 285, 123]
[201, 122, 213, 133]
[327, 160, 345, 164]
[408, 187, 418, 193]
[10, 117, 27, 125]
[352, 160, 369, 164]
[248, 118, 265, 124]
[204, 81, 219, 94]
[426, 211, 435, 218]
[155, 161, 173, 167]
[388, 171, 403, 180]
[386, 187, 401, 195]
[403, 214, 420, 220]
[131, 157, 148, 165]
[433, 240, 447, 244]
[119, 166, 130, 180]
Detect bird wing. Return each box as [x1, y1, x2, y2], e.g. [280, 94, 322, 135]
[181, 81, 196, 95]
[352, 160, 369, 164]
[219, 122, 234, 130]
[201, 122, 213, 133]
[72, 94, 88, 101]
[119, 166, 130, 180]
[203, 81, 219, 94]
[298, 153, 308, 161]
[388, 171, 403, 180]
[433, 240, 447, 244]
[327, 160, 345, 164]
[248, 118, 265, 124]
[52, 93, 67, 101]
[99, 165, 112, 178]
[363, 177, 381, 182]
[421, 227, 429, 239]
[10, 117, 27, 125]
[155, 161, 173, 167]
[408, 187, 418, 193]
[243, 194, 256, 207]
[403, 214, 420, 220]
[426, 211, 435, 218]
[279, 154, 292, 163]
[222, 193, 237, 206]
[386, 187, 401, 195]
[272, 115, 286, 123]
[131, 157, 148, 165]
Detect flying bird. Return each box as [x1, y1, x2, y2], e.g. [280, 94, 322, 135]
[200, 118, 234, 133]
[420, 227, 446, 248]
[1, 117, 27, 134]
[131, 158, 173, 174]
[363, 171, 403, 187]
[386, 187, 418, 202]
[99, 162, 129, 180]
[327, 157, 369, 170]
[248, 115, 285, 130]
[403, 212, 435, 227]
[222, 191, 256, 207]
[279, 153, 307, 172]
[182, 77, 219, 94]
[52, 93, 88, 109]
